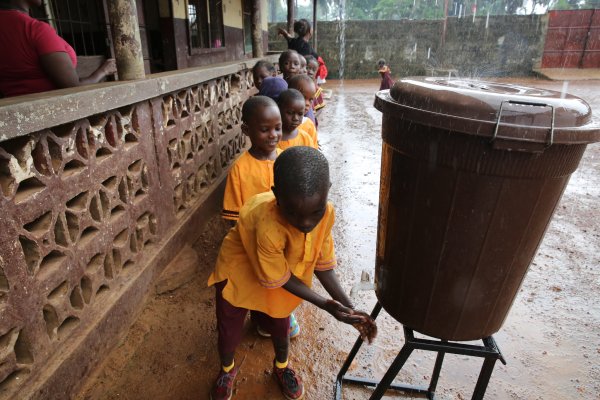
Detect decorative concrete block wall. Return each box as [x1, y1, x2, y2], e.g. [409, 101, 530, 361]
[0, 58, 268, 399]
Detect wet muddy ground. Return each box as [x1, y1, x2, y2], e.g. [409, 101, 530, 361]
[77, 78, 600, 400]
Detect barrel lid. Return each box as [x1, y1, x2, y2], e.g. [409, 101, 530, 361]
[374, 77, 600, 147]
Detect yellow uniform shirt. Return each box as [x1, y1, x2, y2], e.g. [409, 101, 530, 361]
[222, 149, 282, 221]
[208, 191, 337, 317]
[278, 129, 317, 151]
[299, 117, 318, 144]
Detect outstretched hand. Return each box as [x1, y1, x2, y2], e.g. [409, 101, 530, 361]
[351, 310, 377, 344]
[323, 299, 363, 324]
[277, 27, 291, 39]
[323, 301, 377, 343]
[281, 274, 377, 343]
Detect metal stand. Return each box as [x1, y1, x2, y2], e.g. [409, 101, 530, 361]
[334, 302, 507, 400]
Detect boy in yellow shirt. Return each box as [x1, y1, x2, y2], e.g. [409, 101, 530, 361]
[221, 96, 282, 222]
[208, 147, 377, 400]
[288, 74, 318, 144]
[222, 95, 302, 339]
[277, 89, 317, 151]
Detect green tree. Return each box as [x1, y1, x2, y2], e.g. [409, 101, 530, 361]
[413, 0, 445, 19]
[550, 0, 592, 9]
[317, 0, 339, 20]
[373, 0, 408, 19]
[346, 0, 380, 19]
[269, 0, 594, 23]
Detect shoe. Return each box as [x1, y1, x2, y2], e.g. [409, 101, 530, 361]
[257, 324, 271, 338]
[256, 313, 301, 339]
[210, 367, 238, 400]
[273, 361, 305, 400]
[289, 313, 300, 339]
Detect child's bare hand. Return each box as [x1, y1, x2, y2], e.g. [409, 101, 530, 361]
[323, 300, 363, 324]
[277, 27, 290, 38]
[322, 301, 377, 343]
[351, 310, 377, 344]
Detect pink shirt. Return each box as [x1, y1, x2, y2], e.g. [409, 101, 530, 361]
[0, 10, 77, 97]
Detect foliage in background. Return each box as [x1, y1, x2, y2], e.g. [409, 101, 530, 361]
[268, 0, 598, 22]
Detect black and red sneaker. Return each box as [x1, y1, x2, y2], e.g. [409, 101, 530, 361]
[273, 361, 305, 400]
[210, 367, 238, 400]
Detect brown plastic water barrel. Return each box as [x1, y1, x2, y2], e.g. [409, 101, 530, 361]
[373, 78, 600, 341]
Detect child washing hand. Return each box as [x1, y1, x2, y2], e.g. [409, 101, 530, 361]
[208, 147, 377, 400]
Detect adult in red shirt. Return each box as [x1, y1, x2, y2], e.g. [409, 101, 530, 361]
[0, 0, 117, 98]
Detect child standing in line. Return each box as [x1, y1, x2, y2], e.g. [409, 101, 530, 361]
[258, 76, 288, 101]
[208, 147, 377, 400]
[221, 96, 282, 222]
[221, 95, 302, 341]
[252, 60, 276, 90]
[305, 55, 319, 80]
[304, 55, 326, 114]
[377, 58, 394, 90]
[279, 50, 301, 81]
[288, 74, 318, 143]
[298, 54, 308, 75]
[277, 89, 317, 151]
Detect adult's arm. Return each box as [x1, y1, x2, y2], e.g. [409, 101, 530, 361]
[39, 53, 116, 89]
[79, 58, 117, 84]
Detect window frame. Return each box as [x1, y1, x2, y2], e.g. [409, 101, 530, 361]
[241, 0, 253, 55]
[30, 0, 109, 57]
[187, 0, 226, 55]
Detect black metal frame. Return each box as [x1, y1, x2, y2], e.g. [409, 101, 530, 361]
[32, 0, 108, 56]
[334, 302, 507, 400]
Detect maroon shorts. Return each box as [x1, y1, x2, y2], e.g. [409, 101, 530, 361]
[215, 280, 290, 355]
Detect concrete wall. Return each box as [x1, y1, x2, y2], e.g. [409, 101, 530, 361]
[159, 0, 269, 69]
[269, 15, 547, 79]
[0, 56, 277, 399]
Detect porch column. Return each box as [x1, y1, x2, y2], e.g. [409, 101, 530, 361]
[251, 0, 263, 57]
[440, 0, 449, 48]
[312, 0, 317, 52]
[107, 0, 146, 80]
[287, 0, 294, 34]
